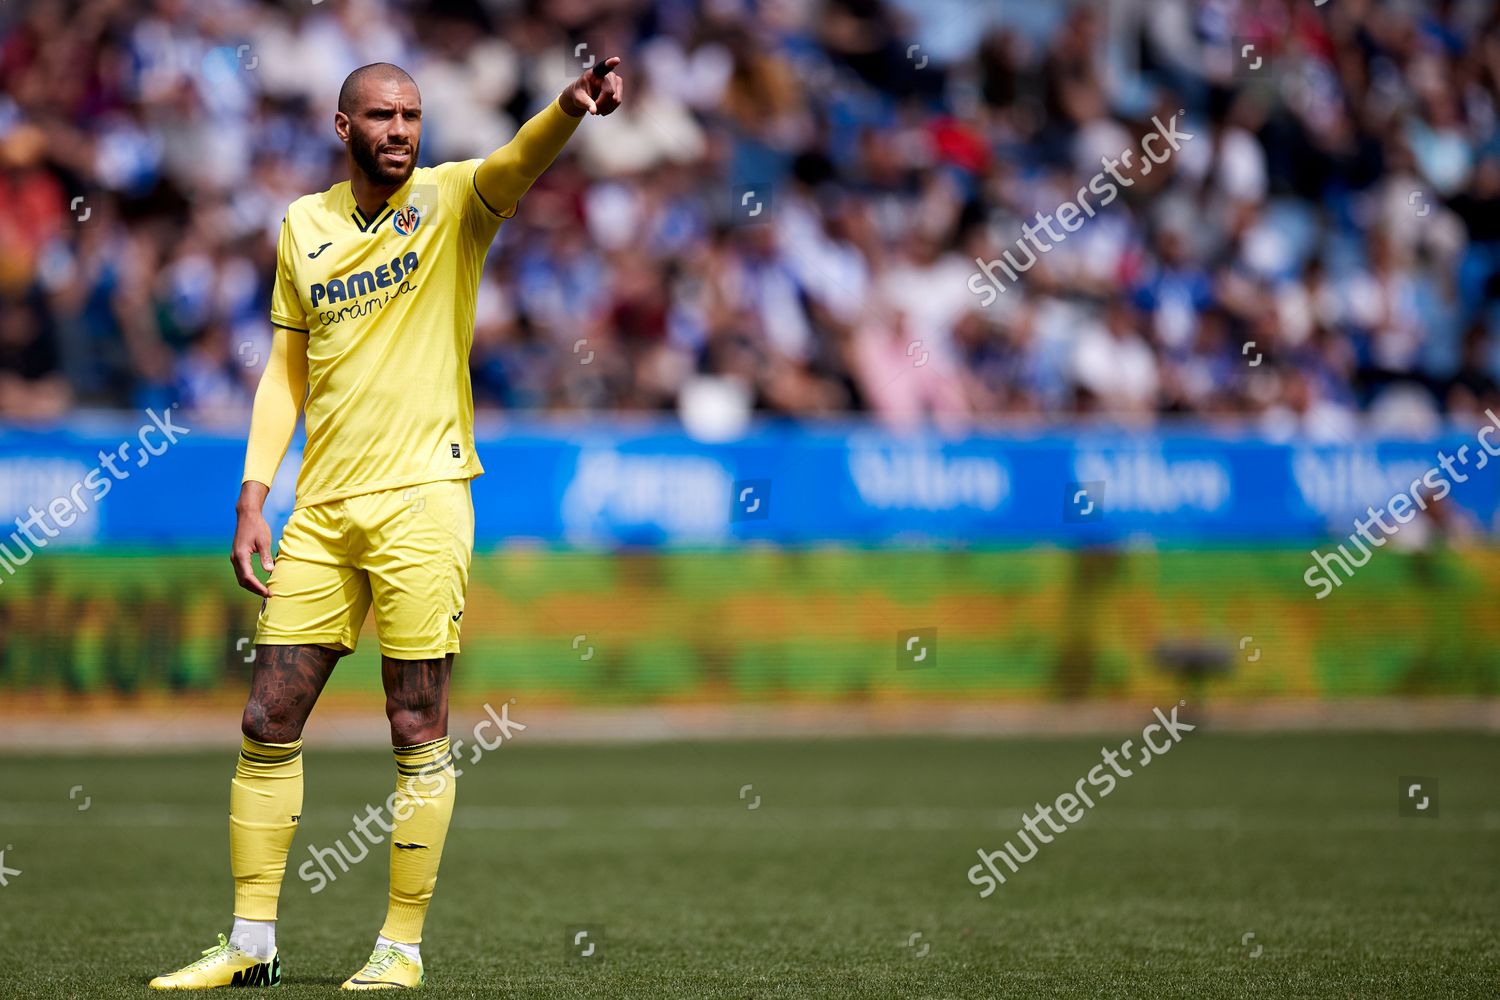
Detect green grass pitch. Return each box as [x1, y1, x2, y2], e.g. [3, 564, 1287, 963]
[1, 733, 1496, 998]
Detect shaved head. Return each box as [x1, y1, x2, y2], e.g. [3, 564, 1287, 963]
[338, 63, 418, 117]
[335, 62, 422, 188]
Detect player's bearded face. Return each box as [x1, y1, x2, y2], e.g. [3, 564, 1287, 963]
[351, 126, 418, 186]
[344, 81, 422, 186]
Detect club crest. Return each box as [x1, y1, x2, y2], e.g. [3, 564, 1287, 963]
[393, 203, 421, 236]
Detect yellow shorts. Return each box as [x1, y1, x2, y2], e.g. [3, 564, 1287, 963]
[255, 479, 474, 659]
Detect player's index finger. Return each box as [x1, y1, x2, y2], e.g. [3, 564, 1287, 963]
[591, 60, 614, 80]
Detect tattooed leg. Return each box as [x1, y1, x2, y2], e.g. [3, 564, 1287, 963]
[381, 654, 453, 745]
[226, 644, 339, 926]
[240, 644, 342, 743]
[379, 654, 456, 946]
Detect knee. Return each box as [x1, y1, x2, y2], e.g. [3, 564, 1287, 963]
[385, 694, 445, 746]
[242, 697, 308, 744]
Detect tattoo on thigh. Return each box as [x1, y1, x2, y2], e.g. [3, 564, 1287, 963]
[244, 644, 340, 742]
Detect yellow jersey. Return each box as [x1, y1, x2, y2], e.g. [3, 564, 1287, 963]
[269, 159, 507, 509]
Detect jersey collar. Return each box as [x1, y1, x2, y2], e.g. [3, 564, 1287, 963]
[342, 172, 418, 233]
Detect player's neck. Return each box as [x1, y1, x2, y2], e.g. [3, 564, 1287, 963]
[350, 171, 403, 220]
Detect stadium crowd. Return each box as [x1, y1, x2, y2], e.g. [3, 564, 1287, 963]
[1, 0, 1497, 435]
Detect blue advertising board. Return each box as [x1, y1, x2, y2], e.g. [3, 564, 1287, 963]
[0, 415, 1497, 548]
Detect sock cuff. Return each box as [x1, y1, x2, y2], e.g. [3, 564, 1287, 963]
[393, 736, 453, 776]
[240, 736, 303, 766]
[380, 901, 429, 945]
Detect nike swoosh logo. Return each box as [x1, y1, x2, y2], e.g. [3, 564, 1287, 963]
[308, 242, 333, 258]
[394, 842, 429, 850]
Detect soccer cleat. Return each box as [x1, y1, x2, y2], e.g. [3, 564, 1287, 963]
[340, 945, 424, 990]
[149, 934, 281, 989]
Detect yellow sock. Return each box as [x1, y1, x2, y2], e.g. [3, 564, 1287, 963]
[380, 737, 457, 944]
[230, 736, 304, 920]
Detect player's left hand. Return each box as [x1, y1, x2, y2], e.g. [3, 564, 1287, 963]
[561, 56, 624, 117]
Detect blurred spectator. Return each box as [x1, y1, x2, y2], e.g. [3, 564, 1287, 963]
[0, 291, 71, 421]
[0, 0, 1496, 436]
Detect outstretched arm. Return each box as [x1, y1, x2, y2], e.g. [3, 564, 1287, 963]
[474, 56, 625, 217]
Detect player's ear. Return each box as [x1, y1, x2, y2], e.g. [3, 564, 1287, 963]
[333, 111, 350, 143]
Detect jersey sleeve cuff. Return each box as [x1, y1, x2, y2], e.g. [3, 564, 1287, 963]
[472, 167, 518, 220]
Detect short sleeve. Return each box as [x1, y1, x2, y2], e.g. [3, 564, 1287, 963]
[270, 217, 309, 332]
[435, 159, 506, 252]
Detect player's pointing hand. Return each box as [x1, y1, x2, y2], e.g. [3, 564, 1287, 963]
[561, 56, 624, 117]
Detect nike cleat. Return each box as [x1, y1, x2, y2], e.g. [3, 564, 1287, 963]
[149, 934, 281, 989]
[341, 945, 424, 990]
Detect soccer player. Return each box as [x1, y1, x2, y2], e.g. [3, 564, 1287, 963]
[148, 57, 624, 990]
